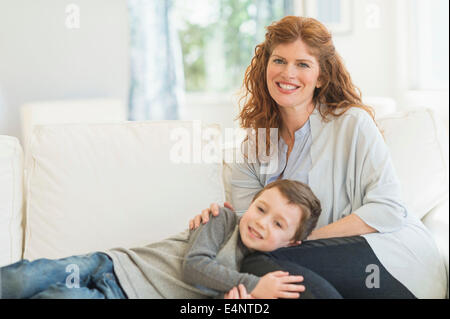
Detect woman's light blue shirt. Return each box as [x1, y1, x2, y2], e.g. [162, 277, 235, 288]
[265, 119, 312, 186]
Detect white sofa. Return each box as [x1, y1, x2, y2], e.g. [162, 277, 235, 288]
[0, 104, 448, 298]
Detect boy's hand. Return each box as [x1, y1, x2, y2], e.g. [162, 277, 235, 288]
[250, 271, 305, 299]
[224, 284, 254, 299]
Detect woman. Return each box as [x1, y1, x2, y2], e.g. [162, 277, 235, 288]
[190, 16, 447, 299]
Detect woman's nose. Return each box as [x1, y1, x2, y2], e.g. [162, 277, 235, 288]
[282, 63, 297, 79]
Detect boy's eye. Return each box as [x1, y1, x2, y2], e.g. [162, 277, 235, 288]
[275, 221, 282, 228]
[258, 206, 265, 213]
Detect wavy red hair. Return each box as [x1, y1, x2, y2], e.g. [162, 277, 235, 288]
[237, 16, 378, 154]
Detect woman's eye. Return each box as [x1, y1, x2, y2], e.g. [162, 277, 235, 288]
[258, 207, 265, 213]
[273, 58, 284, 64]
[299, 62, 309, 68]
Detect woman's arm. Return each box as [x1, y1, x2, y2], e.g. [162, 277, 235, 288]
[310, 112, 407, 240]
[230, 159, 263, 213]
[307, 213, 377, 240]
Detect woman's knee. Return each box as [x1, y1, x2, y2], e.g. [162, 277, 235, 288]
[241, 253, 281, 277]
[241, 253, 342, 299]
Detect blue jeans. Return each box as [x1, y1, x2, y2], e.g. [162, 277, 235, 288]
[0, 252, 127, 299]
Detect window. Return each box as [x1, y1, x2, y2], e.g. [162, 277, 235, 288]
[304, 0, 352, 34]
[174, 0, 297, 93]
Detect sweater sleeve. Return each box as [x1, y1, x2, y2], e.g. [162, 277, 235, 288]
[182, 207, 260, 294]
[351, 114, 408, 233]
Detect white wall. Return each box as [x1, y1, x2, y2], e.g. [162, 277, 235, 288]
[332, 0, 448, 119]
[0, 0, 130, 141]
[332, 0, 397, 101]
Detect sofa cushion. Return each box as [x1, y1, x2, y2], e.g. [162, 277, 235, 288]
[24, 121, 225, 260]
[20, 99, 127, 156]
[421, 199, 449, 298]
[0, 136, 23, 267]
[377, 108, 449, 219]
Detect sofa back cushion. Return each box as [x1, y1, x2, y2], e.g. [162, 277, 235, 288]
[377, 108, 449, 219]
[20, 98, 127, 156]
[0, 136, 23, 267]
[24, 121, 225, 260]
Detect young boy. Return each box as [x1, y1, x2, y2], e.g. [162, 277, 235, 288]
[1, 179, 321, 299]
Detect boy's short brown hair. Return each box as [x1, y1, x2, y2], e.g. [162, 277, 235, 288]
[250, 179, 321, 241]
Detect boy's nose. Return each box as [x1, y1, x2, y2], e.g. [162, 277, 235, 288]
[255, 216, 267, 230]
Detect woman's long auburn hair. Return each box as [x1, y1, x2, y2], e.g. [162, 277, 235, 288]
[237, 16, 379, 154]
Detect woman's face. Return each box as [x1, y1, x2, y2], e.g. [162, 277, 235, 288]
[266, 39, 321, 110]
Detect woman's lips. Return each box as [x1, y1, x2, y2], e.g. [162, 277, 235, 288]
[276, 81, 300, 94]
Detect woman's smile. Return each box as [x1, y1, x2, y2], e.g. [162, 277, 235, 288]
[276, 81, 301, 93]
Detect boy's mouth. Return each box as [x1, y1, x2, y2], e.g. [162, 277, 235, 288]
[248, 226, 263, 239]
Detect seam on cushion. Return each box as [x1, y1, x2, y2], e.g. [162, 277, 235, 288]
[23, 157, 33, 260]
[6, 138, 14, 264]
[426, 108, 449, 183]
[23, 131, 37, 260]
[7, 138, 19, 263]
[424, 109, 449, 213]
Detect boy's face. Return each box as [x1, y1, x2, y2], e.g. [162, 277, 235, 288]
[239, 187, 302, 252]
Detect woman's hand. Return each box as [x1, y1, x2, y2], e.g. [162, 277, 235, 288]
[189, 202, 235, 230]
[224, 284, 254, 299]
[250, 271, 305, 299]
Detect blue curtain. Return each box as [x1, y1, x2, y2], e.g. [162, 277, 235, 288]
[128, 0, 184, 120]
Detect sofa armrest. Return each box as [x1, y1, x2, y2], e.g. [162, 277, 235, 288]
[0, 136, 24, 267]
[421, 199, 449, 298]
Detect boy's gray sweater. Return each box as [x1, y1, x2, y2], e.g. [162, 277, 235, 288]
[104, 207, 260, 298]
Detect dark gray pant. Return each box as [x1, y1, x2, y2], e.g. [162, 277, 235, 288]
[241, 236, 416, 299]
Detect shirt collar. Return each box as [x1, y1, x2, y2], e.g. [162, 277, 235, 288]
[279, 118, 311, 147]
